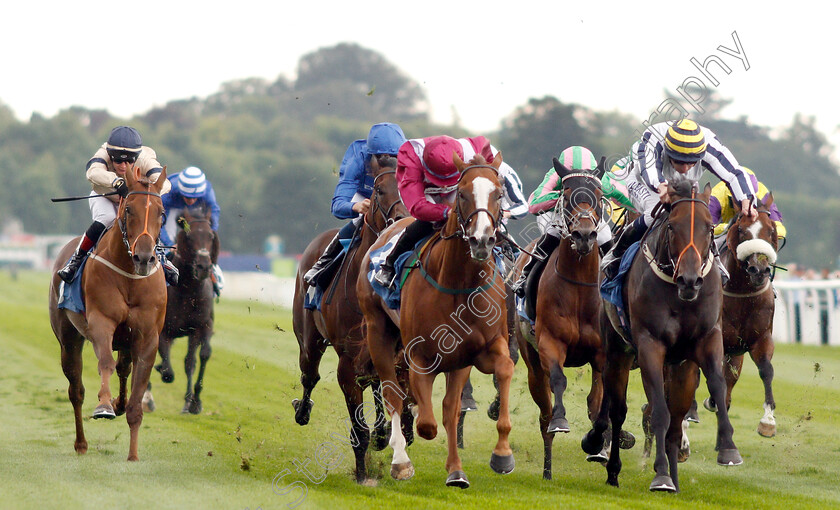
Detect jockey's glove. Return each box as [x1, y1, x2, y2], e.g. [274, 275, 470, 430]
[112, 178, 129, 198]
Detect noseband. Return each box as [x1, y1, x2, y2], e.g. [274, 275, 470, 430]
[446, 164, 503, 240]
[553, 172, 604, 237]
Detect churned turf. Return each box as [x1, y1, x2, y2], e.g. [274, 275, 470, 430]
[1, 270, 838, 509]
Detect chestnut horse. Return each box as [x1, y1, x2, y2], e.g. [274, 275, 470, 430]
[703, 195, 779, 436]
[516, 157, 617, 479]
[292, 155, 408, 483]
[146, 202, 218, 414]
[358, 152, 514, 489]
[582, 181, 742, 492]
[49, 165, 167, 461]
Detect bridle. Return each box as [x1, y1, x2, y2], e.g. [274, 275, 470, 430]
[551, 172, 605, 238]
[443, 164, 503, 241]
[366, 170, 403, 235]
[644, 189, 714, 283]
[117, 190, 161, 258]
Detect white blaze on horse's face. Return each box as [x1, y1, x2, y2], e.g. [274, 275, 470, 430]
[746, 220, 762, 240]
[468, 176, 498, 259]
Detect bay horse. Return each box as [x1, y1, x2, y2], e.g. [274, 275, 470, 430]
[704, 194, 779, 436]
[358, 152, 514, 489]
[582, 180, 742, 492]
[291, 155, 408, 483]
[145, 202, 218, 414]
[49, 165, 167, 461]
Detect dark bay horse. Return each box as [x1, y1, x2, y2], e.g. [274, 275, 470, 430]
[145, 202, 218, 414]
[517, 157, 621, 478]
[704, 195, 779, 436]
[49, 165, 168, 461]
[582, 181, 742, 492]
[292, 155, 408, 483]
[358, 152, 514, 489]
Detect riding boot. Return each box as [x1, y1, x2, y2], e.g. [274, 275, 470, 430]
[211, 264, 225, 296]
[715, 254, 730, 287]
[57, 221, 107, 283]
[157, 246, 179, 286]
[512, 233, 560, 297]
[57, 245, 90, 284]
[598, 239, 614, 259]
[601, 220, 644, 280]
[304, 231, 344, 285]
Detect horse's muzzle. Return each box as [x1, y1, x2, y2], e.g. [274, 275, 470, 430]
[571, 229, 597, 256]
[468, 234, 496, 261]
[132, 251, 157, 276]
[676, 274, 703, 302]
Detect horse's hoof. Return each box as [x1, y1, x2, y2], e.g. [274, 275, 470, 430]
[93, 404, 116, 420]
[445, 470, 470, 489]
[586, 446, 609, 464]
[618, 430, 636, 450]
[757, 421, 776, 438]
[141, 395, 155, 413]
[547, 417, 570, 434]
[489, 453, 515, 474]
[292, 398, 314, 426]
[390, 461, 414, 481]
[581, 430, 605, 455]
[649, 474, 677, 492]
[606, 475, 619, 488]
[74, 442, 88, 455]
[189, 400, 202, 415]
[678, 446, 690, 463]
[717, 448, 743, 466]
[156, 364, 175, 384]
[703, 397, 717, 413]
[686, 408, 700, 423]
[487, 399, 500, 421]
[461, 397, 477, 412]
[359, 478, 378, 487]
[110, 397, 126, 416]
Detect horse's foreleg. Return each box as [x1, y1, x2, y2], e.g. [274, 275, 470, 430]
[723, 354, 744, 411]
[126, 334, 159, 461]
[60, 336, 87, 454]
[665, 361, 697, 491]
[539, 339, 569, 434]
[699, 332, 743, 466]
[156, 333, 176, 383]
[522, 341, 554, 479]
[112, 350, 132, 416]
[750, 337, 776, 437]
[337, 355, 370, 484]
[488, 336, 515, 474]
[410, 370, 437, 441]
[636, 337, 675, 491]
[181, 333, 200, 414]
[293, 317, 325, 426]
[370, 381, 392, 451]
[87, 315, 118, 418]
[442, 367, 471, 487]
[604, 351, 633, 487]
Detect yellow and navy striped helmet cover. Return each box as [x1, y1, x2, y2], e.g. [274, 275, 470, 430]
[664, 119, 707, 162]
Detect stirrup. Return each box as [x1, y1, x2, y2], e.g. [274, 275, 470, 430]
[511, 274, 526, 297]
[163, 260, 179, 286]
[374, 266, 396, 288]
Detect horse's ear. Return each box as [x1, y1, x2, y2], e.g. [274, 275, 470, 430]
[703, 182, 712, 199]
[763, 192, 774, 208]
[134, 165, 143, 182]
[552, 157, 571, 179]
[491, 151, 503, 169]
[153, 166, 167, 193]
[452, 150, 466, 170]
[595, 156, 607, 179]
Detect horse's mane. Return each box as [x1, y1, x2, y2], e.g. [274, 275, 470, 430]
[468, 154, 489, 166]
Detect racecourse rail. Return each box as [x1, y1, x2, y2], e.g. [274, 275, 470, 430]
[225, 273, 840, 346]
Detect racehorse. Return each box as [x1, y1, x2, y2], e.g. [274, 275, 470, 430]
[582, 180, 742, 492]
[292, 155, 408, 483]
[49, 165, 168, 461]
[145, 202, 218, 414]
[358, 152, 515, 488]
[516, 157, 622, 478]
[704, 194, 779, 436]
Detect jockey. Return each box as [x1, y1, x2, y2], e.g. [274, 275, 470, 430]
[372, 135, 527, 289]
[57, 126, 178, 285]
[303, 122, 407, 286]
[600, 119, 759, 280]
[161, 166, 224, 296]
[709, 166, 785, 247]
[512, 146, 613, 296]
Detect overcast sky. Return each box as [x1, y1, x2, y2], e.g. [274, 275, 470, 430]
[4, 1, 838, 149]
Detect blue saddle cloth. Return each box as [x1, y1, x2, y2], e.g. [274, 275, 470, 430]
[57, 256, 90, 314]
[366, 236, 430, 310]
[303, 238, 358, 312]
[599, 241, 642, 331]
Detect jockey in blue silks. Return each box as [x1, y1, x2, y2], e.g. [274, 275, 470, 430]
[303, 122, 407, 285]
[160, 166, 224, 295]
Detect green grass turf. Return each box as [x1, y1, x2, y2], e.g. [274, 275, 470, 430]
[1, 270, 839, 509]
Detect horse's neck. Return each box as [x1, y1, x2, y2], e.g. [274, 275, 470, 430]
[429, 236, 492, 289]
[555, 238, 599, 275]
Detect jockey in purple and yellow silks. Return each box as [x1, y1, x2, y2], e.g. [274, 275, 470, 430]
[709, 166, 786, 248]
[600, 119, 759, 280]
